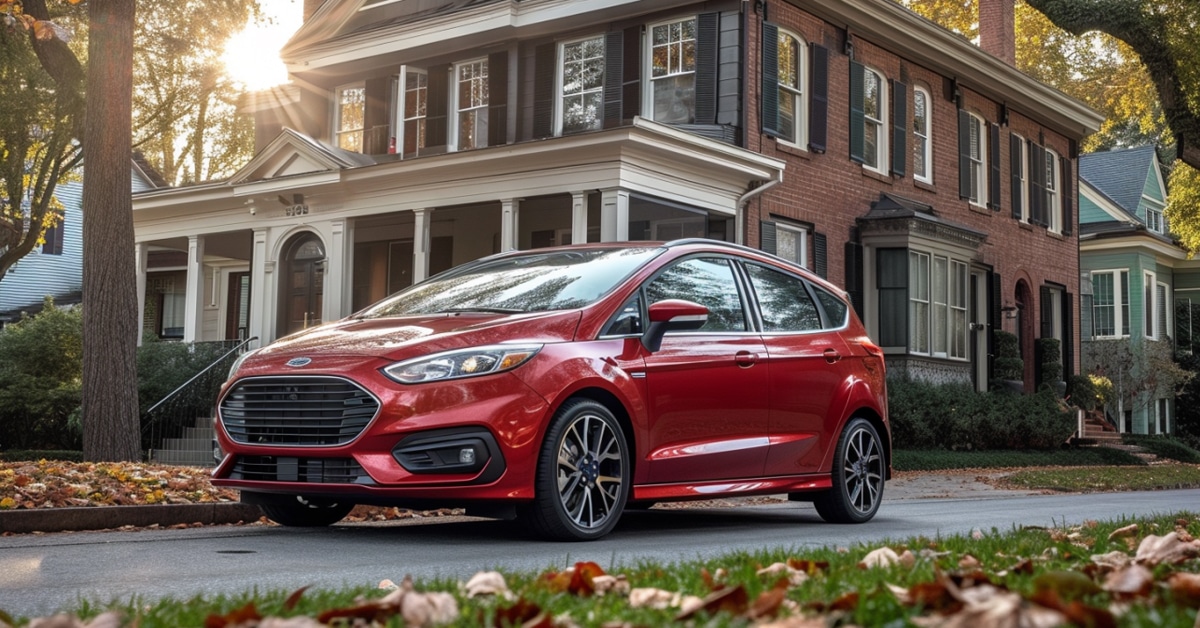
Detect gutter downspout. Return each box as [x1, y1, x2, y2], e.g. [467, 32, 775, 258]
[735, 172, 781, 246]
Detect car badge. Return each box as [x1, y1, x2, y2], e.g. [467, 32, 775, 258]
[286, 357, 312, 368]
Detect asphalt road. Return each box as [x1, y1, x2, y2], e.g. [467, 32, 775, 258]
[2, 489, 1197, 619]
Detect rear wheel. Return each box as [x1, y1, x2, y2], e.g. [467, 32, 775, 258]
[257, 496, 355, 527]
[521, 399, 630, 541]
[814, 418, 884, 523]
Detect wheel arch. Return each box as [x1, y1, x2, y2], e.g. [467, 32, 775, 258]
[561, 387, 639, 480]
[850, 406, 891, 481]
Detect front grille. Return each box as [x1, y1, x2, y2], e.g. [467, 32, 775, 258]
[229, 456, 370, 484]
[220, 376, 379, 446]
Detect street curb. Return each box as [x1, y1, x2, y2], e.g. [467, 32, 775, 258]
[0, 502, 262, 534]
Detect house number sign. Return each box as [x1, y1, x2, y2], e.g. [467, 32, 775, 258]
[286, 204, 309, 217]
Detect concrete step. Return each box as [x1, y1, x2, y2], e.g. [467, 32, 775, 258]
[151, 448, 216, 466]
[183, 426, 214, 440]
[161, 437, 213, 452]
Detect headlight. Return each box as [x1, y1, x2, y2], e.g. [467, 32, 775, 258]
[382, 344, 542, 384]
[227, 348, 260, 380]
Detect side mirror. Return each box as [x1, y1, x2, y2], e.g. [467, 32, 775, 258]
[642, 299, 708, 352]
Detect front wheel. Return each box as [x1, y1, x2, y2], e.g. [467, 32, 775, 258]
[257, 495, 355, 527]
[814, 418, 885, 523]
[521, 399, 630, 541]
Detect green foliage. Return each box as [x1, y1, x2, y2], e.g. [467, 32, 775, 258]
[137, 339, 234, 416]
[1121, 434, 1200, 464]
[1036, 337, 1063, 386]
[888, 377, 1076, 450]
[1003, 465, 1200, 493]
[1065, 373, 1099, 411]
[993, 330, 1024, 382]
[0, 300, 83, 450]
[892, 446, 1146, 471]
[0, 450, 83, 462]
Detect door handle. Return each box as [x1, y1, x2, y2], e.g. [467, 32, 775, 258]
[823, 348, 842, 363]
[735, 351, 758, 368]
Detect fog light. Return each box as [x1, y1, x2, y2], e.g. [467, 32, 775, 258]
[459, 448, 476, 465]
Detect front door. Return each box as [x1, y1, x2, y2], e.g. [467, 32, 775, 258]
[225, 272, 250, 340]
[282, 234, 325, 337]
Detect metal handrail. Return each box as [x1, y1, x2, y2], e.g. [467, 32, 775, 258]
[141, 336, 257, 427]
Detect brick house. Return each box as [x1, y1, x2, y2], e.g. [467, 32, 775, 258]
[130, 0, 1101, 392]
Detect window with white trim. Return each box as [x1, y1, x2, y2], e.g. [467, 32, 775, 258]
[1146, 206, 1164, 233]
[1156, 397, 1170, 434]
[335, 84, 366, 152]
[909, 251, 930, 354]
[558, 36, 604, 135]
[1144, 271, 1158, 339]
[1092, 269, 1130, 338]
[1014, 134, 1029, 222]
[648, 17, 697, 124]
[774, 222, 808, 268]
[776, 29, 806, 148]
[862, 66, 886, 173]
[1046, 148, 1062, 232]
[452, 58, 488, 151]
[906, 251, 968, 359]
[966, 113, 987, 207]
[1157, 282, 1169, 340]
[913, 87, 931, 182]
[397, 67, 427, 155]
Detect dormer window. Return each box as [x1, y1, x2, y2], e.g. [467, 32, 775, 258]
[647, 17, 697, 124]
[453, 58, 488, 151]
[335, 84, 366, 152]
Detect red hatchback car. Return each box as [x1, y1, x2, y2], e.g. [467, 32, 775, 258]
[213, 239, 889, 540]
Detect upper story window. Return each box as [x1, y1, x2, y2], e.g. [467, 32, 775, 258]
[850, 63, 887, 173]
[453, 58, 488, 151]
[912, 87, 931, 183]
[335, 84, 366, 152]
[1092, 269, 1130, 338]
[41, 213, 64, 256]
[776, 30, 806, 148]
[648, 17, 697, 124]
[1012, 134, 1029, 222]
[1045, 148, 1062, 232]
[398, 68, 427, 155]
[558, 36, 604, 135]
[1146, 206, 1165, 233]
[964, 113, 987, 207]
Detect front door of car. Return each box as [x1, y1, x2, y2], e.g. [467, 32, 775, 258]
[639, 256, 770, 483]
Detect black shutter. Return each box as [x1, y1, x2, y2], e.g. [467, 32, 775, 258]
[845, 241, 864, 317]
[958, 109, 971, 199]
[988, 123, 1001, 210]
[532, 43, 555, 139]
[1040, 285, 1053, 339]
[425, 64, 449, 148]
[813, 232, 828, 279]
[488, 51, 508, 146]
[1030, 144, 1046, 226]
[891, 79, 907, 177]
[1063, 292, 1074, 379]
[1010, 133, 1023, 219]
[808, 44, 828, 153]
[622, 24, 641, 121]
[694, 12, 719, 125]
[989, 271, 1002, 381]
[760, 22, 779, 137]
[603, 31, 624, 128]
[760, 220, 777, 254]
[1061, 155, 1073, 236]
[849, 61, 865, 163]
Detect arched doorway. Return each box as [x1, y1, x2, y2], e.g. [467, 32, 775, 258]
[279, 232, 325, 337]
[1014, 279, 1034, 392]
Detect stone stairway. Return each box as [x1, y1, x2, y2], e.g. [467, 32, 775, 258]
[150, 416, 217, 467]
[1074, 411, 1158, 462]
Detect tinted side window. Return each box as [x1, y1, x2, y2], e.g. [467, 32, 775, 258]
[746, 264, 821, 332]
[602, 293, 643, 336]
[646, 258, 747, 332]
[813, 285, 849, 328]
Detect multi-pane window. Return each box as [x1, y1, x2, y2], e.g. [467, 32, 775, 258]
[908, 251, 930, 354]
[649, 17, 697, 124]
[1146, 207, 1164, 233]
[913, 87, 931, 182]
[1092, 270, 1130, 338]
[454, 59, 488, 151]
[400, 69, 427, 155]
[559, 36, 604, 135]
[335, 85, 366, 152]
[950, 260, 968, 359]
[966, 113, 986, 206]
[777, 30, 806, 147]
[862, 67, 885, 172]
[775, 223, 808, 268]
[1144, 271, 1157, 339]
[908, 251, 968, 359]
[1045, 149, 1061, 232]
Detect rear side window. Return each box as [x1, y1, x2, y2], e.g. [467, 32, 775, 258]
[813, 286, 849, 329]
[646, 257, 747, 332]
[746, 264, 821, 332]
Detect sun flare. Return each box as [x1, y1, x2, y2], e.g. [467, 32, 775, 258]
[222, 1, 302, 91]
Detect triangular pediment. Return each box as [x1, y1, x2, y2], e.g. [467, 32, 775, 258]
[228, 128, 372, 185]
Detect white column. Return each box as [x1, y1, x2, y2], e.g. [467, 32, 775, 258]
[500, 198, 520, 251]
[412, 208, 432, 283]
[248, 229, 270, 345]
[600, 188, 630, 242]
[324, 219, 350, 321]
[571, 192, 588, 245]
[135, 243, 148, 346]
[183, 235, 205, 342]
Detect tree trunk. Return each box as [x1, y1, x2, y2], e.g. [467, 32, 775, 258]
[82, 0, 141, 462]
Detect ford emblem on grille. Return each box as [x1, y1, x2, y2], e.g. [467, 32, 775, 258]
[286, 357, 312, 368]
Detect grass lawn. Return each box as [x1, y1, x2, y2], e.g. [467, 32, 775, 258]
[5, 512, 1198, 627]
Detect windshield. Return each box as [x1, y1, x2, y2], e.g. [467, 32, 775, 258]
[359, 247, 663, 318]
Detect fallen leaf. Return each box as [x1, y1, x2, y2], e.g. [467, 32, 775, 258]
[1166, 571, 1200, 605]
[757, 562, 809, 586]
[1028, 589, 1116, 628]
[912, 586, 1064, 628]
[257, 618, 325, 628]
[464, 571, 509, 598]
[205, 602, 261, 628]
[786, 558, 829, 573]
[1108, 523, 1139, 541]
[1102, 565, 1155, 599]
[676, 585, 748, 620]
[1090, 551, 1131, 574]
[859, 547, 914, 569]
[591, 574, 630, 596]
[1032, 570, 1101, 600]
[1134, 532, 1200, 566]
[958, 555, 980, 569]
[283, 586, 309, 611]
[493, 598, 542, 627]
[748, 578, 790, 619]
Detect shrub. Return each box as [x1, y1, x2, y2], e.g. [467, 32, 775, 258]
[1066, 374, 1099, 411]
[137, 339, 233, 416]
[1037, 337, 1063, 386]
[888, 376, 1076, 450]
[993, 330, 1023, 382]
[1120, 434, 1200, 464]
[0, 299, 83, 450]
[0, 449, 84, 462]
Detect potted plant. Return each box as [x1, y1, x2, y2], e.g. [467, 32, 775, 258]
[993, 330, 1024, 393]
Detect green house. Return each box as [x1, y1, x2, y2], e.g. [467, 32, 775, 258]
[1079, 146, 1194, 434]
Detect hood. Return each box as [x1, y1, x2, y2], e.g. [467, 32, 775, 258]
[252, 310, 583, 361]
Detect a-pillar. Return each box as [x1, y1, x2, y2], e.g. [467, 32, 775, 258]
[183, 235, 206, 342]
[135, 243, 148, 346]
[600, 188, 629, 242]
[412, 208, 432, 283]
[571, 192, 588, 245]
[500, 198, 520, 251]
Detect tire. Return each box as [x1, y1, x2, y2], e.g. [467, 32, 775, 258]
[813, 417, 885, 524]
[521, 399, 630, 541]
[258, 496, 355, 527]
